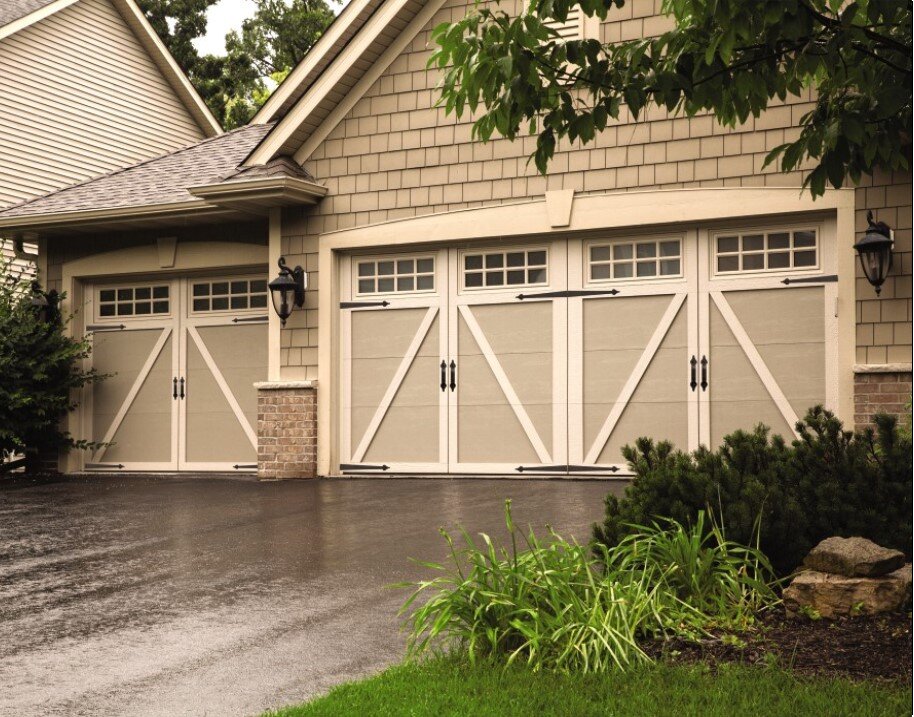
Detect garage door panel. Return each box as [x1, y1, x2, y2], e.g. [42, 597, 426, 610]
[91, 329, 162, 425]
[364, 405, 439, 463]
[457, 405, 541, 464]
[583, 295, 680, 350]
[595, 400, 689, 465]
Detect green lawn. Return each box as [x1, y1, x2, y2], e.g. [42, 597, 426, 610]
[264, 658, 910, 717]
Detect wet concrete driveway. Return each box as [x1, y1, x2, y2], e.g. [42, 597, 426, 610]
[0, 475, 617, 716]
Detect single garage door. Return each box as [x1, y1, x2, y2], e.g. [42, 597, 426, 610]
[86, 274, 268, 472]
[339, 219, 838, 476]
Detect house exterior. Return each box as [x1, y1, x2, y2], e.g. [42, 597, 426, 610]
[0, 0, 221, 277]
[0, 0, 909, 479]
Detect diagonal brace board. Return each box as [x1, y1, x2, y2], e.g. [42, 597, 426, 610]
[188, 326, 258, 449]
[710, 291, 801, 437]
[352, 306, 438, 462]
[92, 327, 172, 463]
[458, 304, 552, 464]
[584, 293, 686, 465]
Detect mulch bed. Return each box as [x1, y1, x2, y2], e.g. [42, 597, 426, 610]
[643, 612, 912, 683]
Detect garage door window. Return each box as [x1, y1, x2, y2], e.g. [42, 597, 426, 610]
[715, 229, 817, 274]
[98, 285, 169, 317]
[463, 249, 548, 289]
[357, 257, 435, 295]
[192, 278, 268, 312]
[589, 239, 681, 281]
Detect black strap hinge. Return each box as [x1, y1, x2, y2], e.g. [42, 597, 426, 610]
[340, 301, 390, 309]
[340, 463, 390, 472]
[86, 324, 126, 332]
[233, 464, 257, 469]
[516, 289, 619, 300]
[515, 464, 620, 473]
[232, 315, 269, 323]
[84, 463, 125, 469]
[781, 274, 838, 285]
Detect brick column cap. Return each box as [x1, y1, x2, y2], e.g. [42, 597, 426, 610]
[254, 380, 318, 390]
[854, 363, 913, 374]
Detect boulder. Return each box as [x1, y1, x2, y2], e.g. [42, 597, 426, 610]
[803, 536, 905, 577]
[784, 564, 912, 619]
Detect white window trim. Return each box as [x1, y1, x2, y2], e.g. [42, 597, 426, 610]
[352, 252, 438, 298]
[711, 226, 821, 278]
[459, 246, 550, 293]
[94, 281, 173, 322]
[188, 275, 269, 317]
[584, 235, 685, 285]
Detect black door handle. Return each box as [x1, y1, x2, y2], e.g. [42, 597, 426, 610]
[173, 377, 178, 400]
[449, 360, 456, 391]
[179, 377, 186, 399]
[689, 356, 697, 391]
[700, 356, 708, 391]
[440, 360, 447, 392]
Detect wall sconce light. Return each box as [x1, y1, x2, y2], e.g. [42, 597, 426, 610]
[854, 211, 894, 296]
[29, 281, 59, 323]
[268, 257, 307, 326]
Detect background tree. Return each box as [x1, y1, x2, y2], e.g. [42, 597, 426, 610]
[138, 0, 336, 128]
[432, 0, 912, 196]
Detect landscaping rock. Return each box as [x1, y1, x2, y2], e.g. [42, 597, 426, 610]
[803, 536, 905, 577]
[784, 564, 912, 619]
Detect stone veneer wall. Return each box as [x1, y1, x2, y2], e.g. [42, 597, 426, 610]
[256, 382, 317, 479]
[853, 367, 913, 429]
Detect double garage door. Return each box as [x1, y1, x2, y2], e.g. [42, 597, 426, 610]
[340, 221, 838, 476]
[84, 274, 268, 472]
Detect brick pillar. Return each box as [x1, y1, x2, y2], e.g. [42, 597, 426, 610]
[255, 381, 317, 479]
[853, 365, 913, 429]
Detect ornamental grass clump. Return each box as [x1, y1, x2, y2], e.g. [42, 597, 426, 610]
[397, 502, 776, 673]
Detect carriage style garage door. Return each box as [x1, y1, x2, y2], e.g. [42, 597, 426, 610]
[340, 218, 839, 477]
[85, 275, 268, 472]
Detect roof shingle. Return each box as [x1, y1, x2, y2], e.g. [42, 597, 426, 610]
[0, 0, 59, 29]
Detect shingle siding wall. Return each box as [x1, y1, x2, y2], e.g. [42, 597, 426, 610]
[0, 0, 207, 209]
[285, 0, 908, 381]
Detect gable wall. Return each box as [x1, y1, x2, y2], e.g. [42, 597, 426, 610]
[276, 0, 911, 380]
[0, 0, 207, 209]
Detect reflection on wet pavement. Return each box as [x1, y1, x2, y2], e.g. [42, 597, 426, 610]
[0, 475, 619, 716]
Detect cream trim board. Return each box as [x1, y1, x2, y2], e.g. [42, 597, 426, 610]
[0, 0, 80, 40]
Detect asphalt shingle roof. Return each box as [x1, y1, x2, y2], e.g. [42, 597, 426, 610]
[0, 0, 58, 28]
[0, 124, 276, 218]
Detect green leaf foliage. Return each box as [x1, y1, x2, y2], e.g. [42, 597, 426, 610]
[593, 406, 913, 575]
[0, 264, 102, 468]
[431, 0, 912, 196]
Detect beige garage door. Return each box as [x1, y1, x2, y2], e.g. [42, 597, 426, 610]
[86, 275, 268, 472]
[338, 220, 837, 476]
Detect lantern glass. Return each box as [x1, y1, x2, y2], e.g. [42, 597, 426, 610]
[853, 228, 893, 295]
[268, 274, 297, 325]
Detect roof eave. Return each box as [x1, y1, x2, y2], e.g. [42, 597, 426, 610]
[188, 176, 328, 212]
[0, 199, 228, 232]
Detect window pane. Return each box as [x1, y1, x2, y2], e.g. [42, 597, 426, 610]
[397, 260, 414, 274]
[485, 271, 504, 286]
[117, 288, 132, 301]
[485, 253, 504, 268]
[465, 255, 483, 270]
[193, 298, 209, 312]
[211, 282, 228, 295]
[250, 280, 267, 293]
[743, 254, 764, 270]
[528, 250, 547, 265]
[377, 261, 395, 276]
[793, 230, 816, 248]
[507, 270, 525, 285]
[212, 297, 229, 310]
[231, 296, 248, 309]
[590, 246, 611, 262]
[153, 286, 169, 299]
[417, 275, 434, 290]
[135, 302, 151, 315]
[377, 278, 395, 292]
[591, 264, 611, 280]
[358, 279, 375, 293]
[153, 301, 169, 314]
[397, 277, 414, 291]
[767, 252, 790, 269]
[528, 268, 546, 284]
[636, 243, 656, 258]
[794, 250, 817, 267]
[768, 232, 790, 250]
[717, 255, 739, 272]
[193, 283, 209, 296]
[613, 244, 633, 260]
[117, 303, 133, 315]
[660, 259, 680, 275]
[506, 252, 525, 267]
[660, 241, 680, 257]
[358, 262, 374, 277]
[135, 287, 151, 300]
[464, 272, 483, 288]
[100, 289, 115, 302]
[417, 258, 434, 273]
[614, 263, 633, 278]
[742, 234, 764, 251]
[250, 295, 267, 308]
[231, 281, 247, 294]
[636, 261, 657, 277]
[99, 304, 115, 316]
[717, 236, 738, 253]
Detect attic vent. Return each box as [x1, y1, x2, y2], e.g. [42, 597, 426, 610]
[543, 8, 582, 41]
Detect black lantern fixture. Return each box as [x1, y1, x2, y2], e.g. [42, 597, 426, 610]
[854, 211, 894, 296]
[268, 257, 307, 326]
[29, 281, 49, 322]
